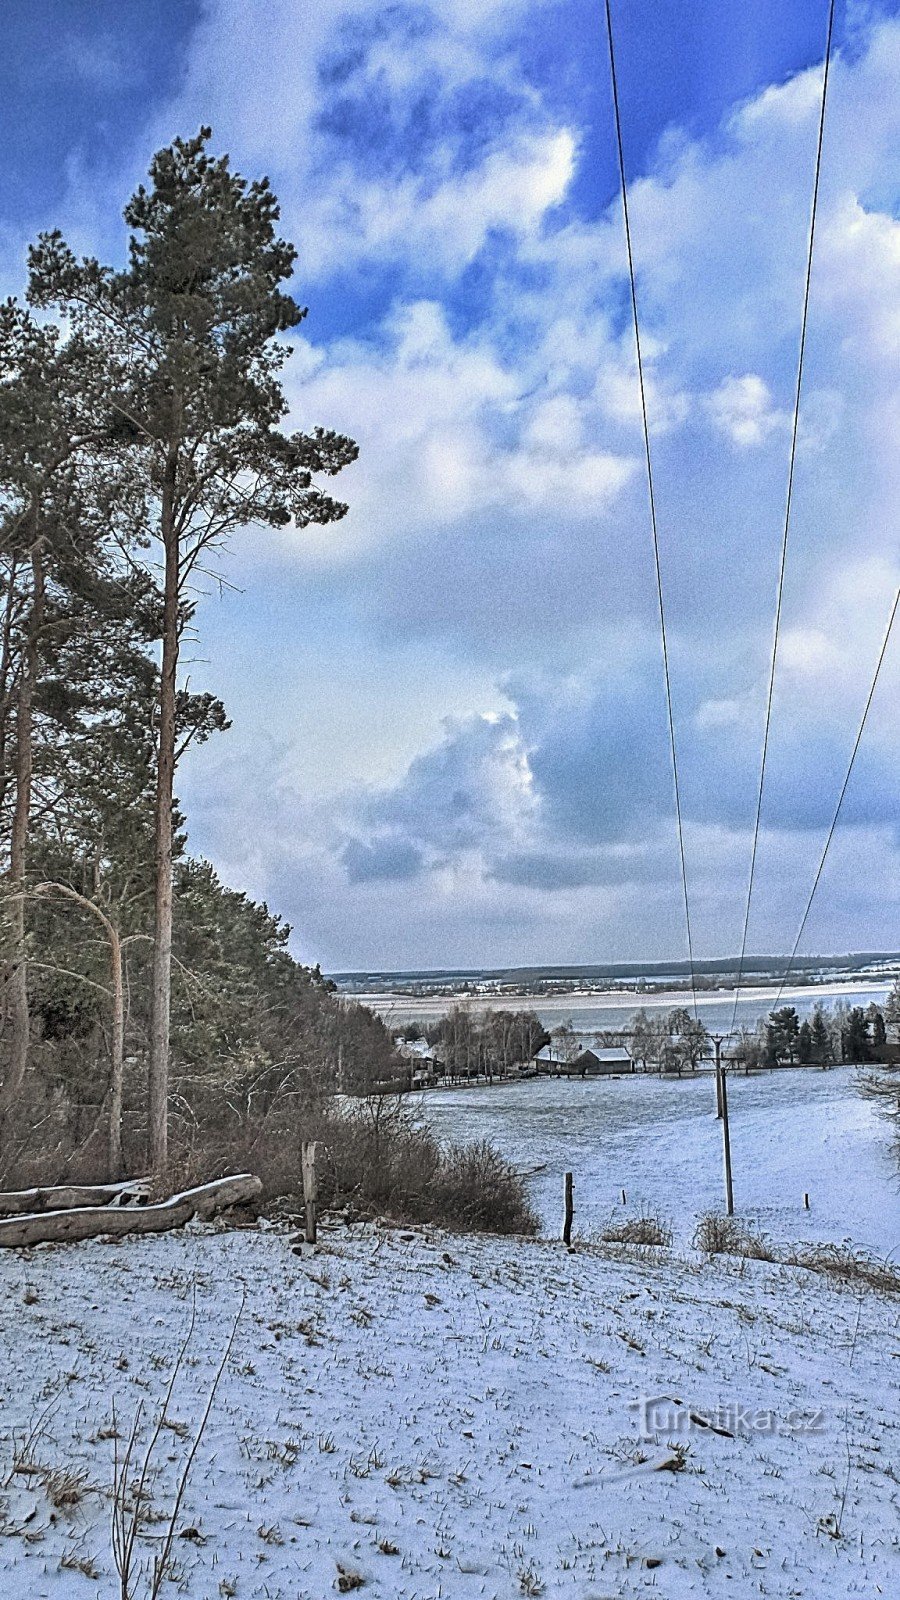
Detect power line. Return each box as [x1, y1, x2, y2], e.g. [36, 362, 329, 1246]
[730, 0, 837, 1034]
[603, 0, 699, 1022]
[772, 583, 900, 1011]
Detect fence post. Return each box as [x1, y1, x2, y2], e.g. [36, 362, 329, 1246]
[563, 1172, 574, 1246]
[301, 1140, 319, 1245]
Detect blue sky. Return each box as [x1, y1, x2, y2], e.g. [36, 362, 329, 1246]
[4, 0, 900, 968]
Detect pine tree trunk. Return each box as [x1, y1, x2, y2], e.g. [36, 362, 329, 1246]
[147, 436, 180, 1178]
[0, 555, 20, 822]
[108, 924, 124, 1180]
[1, 527, 43, 1130]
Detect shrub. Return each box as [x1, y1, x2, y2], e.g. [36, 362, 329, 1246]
[693, 1212, 773, 1259]
[602, 1210, 673, 1248]
[195, 1096, 539, 1237]
[313, 1113, 539, 1235]
[429, 1140, 540, 1235]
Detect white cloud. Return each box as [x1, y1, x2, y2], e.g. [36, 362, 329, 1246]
[160, 7, 900, 962]
[708, 374, 783, 448]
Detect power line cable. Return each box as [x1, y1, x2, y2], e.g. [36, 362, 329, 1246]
[603, 0, 699, 1021]
[730, 0, 837, 1033]
[772, 583, 900, 1010]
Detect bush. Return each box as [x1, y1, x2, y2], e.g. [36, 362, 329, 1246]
[313, 1112, 539, 1235]
[602, 1210, 673, 1248]
[198, 1095, 539, 1237]
[429, 1140, 540, 1235]
[693, 1212, 773, 1259]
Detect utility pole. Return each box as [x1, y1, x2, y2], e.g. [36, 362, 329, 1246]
[719, 1054, 734, 1216]
[713, 1033, 724, 1119]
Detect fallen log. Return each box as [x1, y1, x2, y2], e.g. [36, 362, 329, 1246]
[0, 1178, 151, 1217]
[0, 1174, 262, 1249]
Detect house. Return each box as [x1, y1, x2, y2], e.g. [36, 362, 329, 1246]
[533, 1043, 571, 1072]
[575, 1046, 633, 1076]
[396, 1037, 442, 1088]
[533, 1043, 632, 1077]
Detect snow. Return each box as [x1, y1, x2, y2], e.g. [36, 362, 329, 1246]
[415, 1066, 900, 1254]
[1, 1220, 900, 1598]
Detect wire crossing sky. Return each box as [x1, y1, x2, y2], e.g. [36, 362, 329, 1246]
[602, 0, 700, 1020]
[4, 0, 900, 969]
[730, 0, 837, 1031]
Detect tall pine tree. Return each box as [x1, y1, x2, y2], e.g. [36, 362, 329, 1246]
[30, 131, 358, 1174]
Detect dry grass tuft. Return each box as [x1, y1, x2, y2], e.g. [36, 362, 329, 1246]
[693, 1213, 773, 1260]
[695, 1213, 900, 1294]
[44, 1465, 89, 1510]
[788, 1242, 900, 1294]
[602, 1210, 673, 1249]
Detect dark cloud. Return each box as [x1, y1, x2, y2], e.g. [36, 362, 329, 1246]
[341, 834, 424, 883]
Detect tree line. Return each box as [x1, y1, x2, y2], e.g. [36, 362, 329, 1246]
[0, 128, 400, 1187]
[397, 1008, 549, 1080]
[738, 988, 900, 1068]
[622, 984, 900, 1070]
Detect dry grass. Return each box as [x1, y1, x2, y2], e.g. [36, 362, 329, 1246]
[43, 1464, 89, 1510]
[788, 1242, 900, 1294]
[695, 1212, 900, 1293]
[693, 1213, 774, 1260]
[602, 1210, 673, 1249]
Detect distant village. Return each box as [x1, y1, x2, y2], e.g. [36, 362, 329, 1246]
[378, 987, 900, 1095]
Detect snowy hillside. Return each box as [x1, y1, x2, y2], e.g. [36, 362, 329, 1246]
[1, 1220, 898, 1598]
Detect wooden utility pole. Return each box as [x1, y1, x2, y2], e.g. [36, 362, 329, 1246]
[719, 1062, 734, 1216]
[562, 1171, 574, 1246]
[713, 1035, 724, 1119]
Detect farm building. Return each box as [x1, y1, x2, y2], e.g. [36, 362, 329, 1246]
[533, 1044, 632, 1076]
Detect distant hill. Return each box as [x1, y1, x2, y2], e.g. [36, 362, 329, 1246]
[331, 952, 900, 993]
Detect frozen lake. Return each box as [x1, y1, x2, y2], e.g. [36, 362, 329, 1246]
[414, 1065, 900, 1254]
[361, 980, 893, 1036]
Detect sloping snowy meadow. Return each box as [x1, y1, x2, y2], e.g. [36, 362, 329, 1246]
[1, 1218, 899, 1599]
[415, 1065, 900, 1253]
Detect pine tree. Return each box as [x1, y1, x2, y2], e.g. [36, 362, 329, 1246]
[30, 130, 357, 1175]
[810, 1007, 832, 1064]
[868, 1004, 887, 1052]
[841, 1006, 870, 1065]
[0, 302, 127, 1131]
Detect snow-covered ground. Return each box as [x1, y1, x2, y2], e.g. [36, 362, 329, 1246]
[1, 1220, 899, 1599]
[416, 1066, 900, 1254]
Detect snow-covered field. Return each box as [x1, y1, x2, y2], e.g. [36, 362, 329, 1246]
[1, 1220, 899, 1599]
[416, 1066, 900, 1254]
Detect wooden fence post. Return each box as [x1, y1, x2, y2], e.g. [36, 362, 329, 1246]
[563, 1172, 574, 1246]
[301, 1141, 320, 1245]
